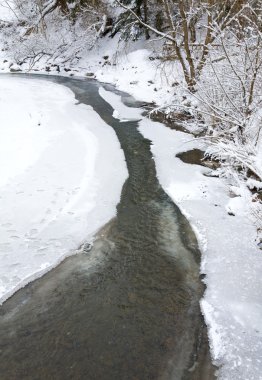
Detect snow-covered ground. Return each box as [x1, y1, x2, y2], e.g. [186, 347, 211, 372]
[0, 0, 13, 21]
[89, 42, 178, 106]
[0, 76, 127, 305]
[0, 35, 178, 108]
[100, 89, 262, 380]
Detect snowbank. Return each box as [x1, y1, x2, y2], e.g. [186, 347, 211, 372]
[101, 89, 262, 380]
[93, 46, 177, 105]
[139, 120, 262, 380]
[0, 29, 179, 108]
[0, 76, 127, 305]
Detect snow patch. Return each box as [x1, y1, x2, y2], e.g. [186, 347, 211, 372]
[99, 86, 142, 121]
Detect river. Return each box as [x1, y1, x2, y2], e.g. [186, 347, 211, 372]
[0, 75, 215, 380]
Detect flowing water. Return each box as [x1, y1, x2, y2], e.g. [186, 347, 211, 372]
[0, 76, 215, 380]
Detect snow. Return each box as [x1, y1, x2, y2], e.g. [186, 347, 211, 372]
[94, 48, 174, 104]
[0, 0, 15, 21]
[99, 86, 142, 121]
[247, 178, 262, 191]
[0, 30, 179, 108]
[85, 43, 184, 107]
[0, 76, 127, 305]
[101, 89, 262, 380]
[88, 42, 180, 107]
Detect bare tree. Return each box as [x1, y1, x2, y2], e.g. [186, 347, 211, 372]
[178, 20, 262, 187]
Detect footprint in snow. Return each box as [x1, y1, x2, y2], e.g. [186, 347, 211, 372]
[1, 223, 12, 228]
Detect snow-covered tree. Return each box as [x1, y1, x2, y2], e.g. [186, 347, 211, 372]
[117, 0, 261, 90]
[2, 0, 111, 67]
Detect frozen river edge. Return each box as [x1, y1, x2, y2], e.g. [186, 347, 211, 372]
[0, 75, 128, 305]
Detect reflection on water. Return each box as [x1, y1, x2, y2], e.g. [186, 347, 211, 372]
[0, 76, 214, 380]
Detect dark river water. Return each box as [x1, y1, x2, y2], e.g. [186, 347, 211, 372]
[0, 75, 215, 380]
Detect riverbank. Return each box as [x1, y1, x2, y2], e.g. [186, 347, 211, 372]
[100, 88, 262, 380]
[139, 118, 262, 380]
[0, 75, 127, 305]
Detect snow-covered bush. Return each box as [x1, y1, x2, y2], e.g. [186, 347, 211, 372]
[196, 22, 262, 179]
[2, 0, 110, 67]
[189, 19, 262, 238]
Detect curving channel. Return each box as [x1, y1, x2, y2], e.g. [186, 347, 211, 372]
[0, 75, 215, 380]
